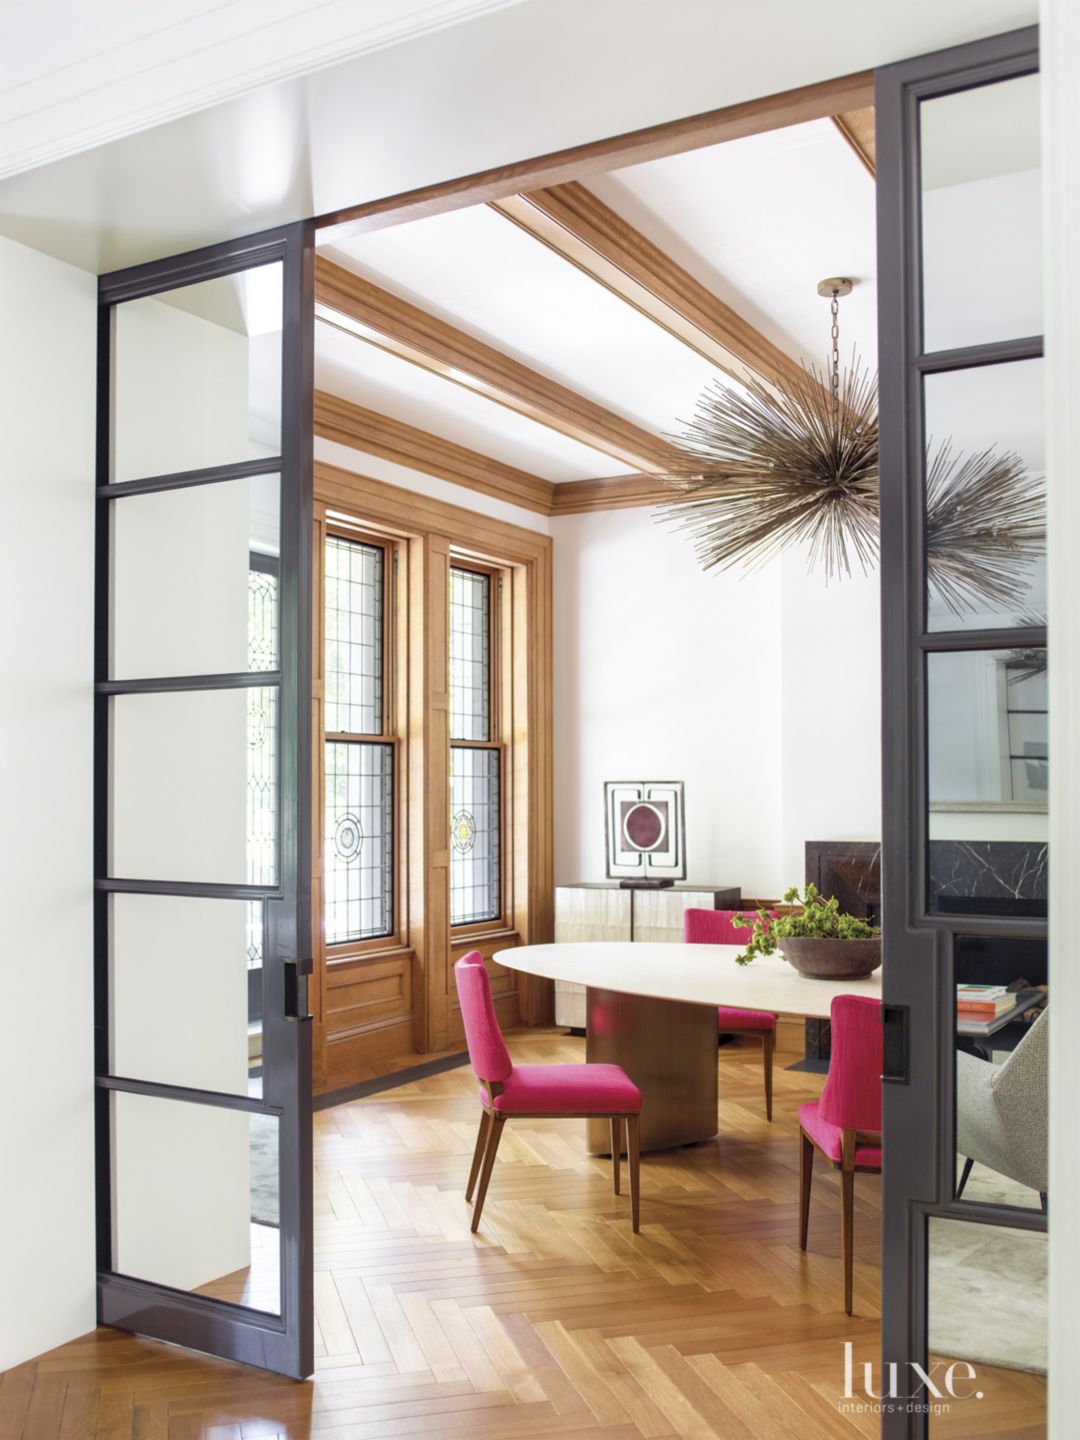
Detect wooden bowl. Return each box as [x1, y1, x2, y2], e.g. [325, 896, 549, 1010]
[779, 936, 882, 980]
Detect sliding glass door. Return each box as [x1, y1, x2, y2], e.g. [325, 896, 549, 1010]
[94, 223, 315, 1376]
[877, 27, 1047, 1438]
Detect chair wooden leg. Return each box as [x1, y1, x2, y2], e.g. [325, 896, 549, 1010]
[610, 1116, 621, 1195]
[466, 1111, 491, 1202]
[799, 1129, 813, 1251]
[626, 1114, 641, 1233]
[471, 1115, 506, 1233]
[762, 1029, 775, 1122]
[956, 1154, 974, 1200]
[841, 1130, 856, 1316]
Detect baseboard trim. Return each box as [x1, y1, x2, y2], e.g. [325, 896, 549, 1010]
[314, 1051, 471, 1111]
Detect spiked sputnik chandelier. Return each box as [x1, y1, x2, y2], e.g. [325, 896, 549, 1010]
[660, 278, 1045, 616]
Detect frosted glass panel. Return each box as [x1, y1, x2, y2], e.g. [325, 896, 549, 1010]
[921, 75, 1041, 353]
[110, 894, 261, 1098]
[110, 688, 276, 884]
[112, 1093, 280, 1315]
[112, 262, 282, 482]
[111, 475, 280, 678]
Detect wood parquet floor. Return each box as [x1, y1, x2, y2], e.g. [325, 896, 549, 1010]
[1, 1028, 1046, 1439]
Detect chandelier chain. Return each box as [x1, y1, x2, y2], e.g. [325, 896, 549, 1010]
[830, 290, 841, 424]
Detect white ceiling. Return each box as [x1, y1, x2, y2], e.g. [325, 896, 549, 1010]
[316, 115, 878, 483]
[322, 205, 720, 436]
[0, 0, 1036, 273]
[589, 118, 879, 374]
[315, 314, 627, 483]
[0, 0, 526, 180]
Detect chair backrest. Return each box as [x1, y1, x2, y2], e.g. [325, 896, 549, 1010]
[818, 994, 883, 1135]
[992, 1006, 1048, 1103]
[454, 950, 513, 1084]
[684, 908, 775, 946]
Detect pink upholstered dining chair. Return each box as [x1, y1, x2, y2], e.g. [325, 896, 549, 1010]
[684, 908, 778, 1120]
[798, 993, 882, 1315]
[454, 951, 643, 1233]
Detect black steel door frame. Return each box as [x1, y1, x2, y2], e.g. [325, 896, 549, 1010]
[876, 26, 1046, 1438]
[93, 221, 315, 1377]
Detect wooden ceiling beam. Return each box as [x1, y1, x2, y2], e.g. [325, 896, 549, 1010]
[313, 389, 556, 515]
[491, 180, 806, 391]
[315, 257, 676, 475]
[549, 474, 672, 516]
[317, 70, 875, 240]
[832, 109, 876, 177]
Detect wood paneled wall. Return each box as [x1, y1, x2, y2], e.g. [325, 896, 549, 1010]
[311, 462, 554, 1094]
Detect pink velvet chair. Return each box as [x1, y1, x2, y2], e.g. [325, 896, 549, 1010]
[798, 993, 882, 1315]
[684, 908, 778, 1120]
[454, 951, 643, 1233]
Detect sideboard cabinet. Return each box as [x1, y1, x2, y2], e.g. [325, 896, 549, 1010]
[553, 882, 741, 1027]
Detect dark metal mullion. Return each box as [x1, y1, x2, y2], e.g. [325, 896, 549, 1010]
[96, 1073, 272, 1115]
[98, 1272, 287, 1338]
[921, 1196, 1047, 1233]
[93, 298, 114, 1274]
[878, 30, 1042, 1439]
[914, 334, 1043, 375]
[264, 218, 315, 1379]
[99, 671, 281, 695]
[98, 229, 289, 305]
[96, 878, 279, 899]
[916, 628, 1046, 653]
[100, 455, 282, 499]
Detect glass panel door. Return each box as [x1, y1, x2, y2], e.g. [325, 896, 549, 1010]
[877, 27, 1046, 1439]
[94, 224, 314, 1377]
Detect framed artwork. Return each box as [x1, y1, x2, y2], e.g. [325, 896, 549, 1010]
[604, 781, 686, 885]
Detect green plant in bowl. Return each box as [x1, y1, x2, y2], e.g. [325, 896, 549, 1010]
[732, 883, 881, 969]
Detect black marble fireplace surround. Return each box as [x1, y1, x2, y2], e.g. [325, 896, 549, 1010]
[799, 839, 1047, 1065]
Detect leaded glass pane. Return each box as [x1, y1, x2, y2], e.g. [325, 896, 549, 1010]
[247, 563, 278, 970]
[450, 747, 501, 925]
[324, 741, 393, 944]
[450, 568, 490, 742]
[325, 536, 383, 735]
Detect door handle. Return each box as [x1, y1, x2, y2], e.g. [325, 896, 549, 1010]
[283, 958, 312, 1022]
[881, 1003, 909, 1084]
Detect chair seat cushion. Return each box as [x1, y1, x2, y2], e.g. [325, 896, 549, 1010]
[486, 1064, 641, 1116]
[718, 1006, 776, 1031]
[798, 1099, 882, 1168]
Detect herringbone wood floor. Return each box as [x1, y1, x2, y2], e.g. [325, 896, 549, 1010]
[1, 1028, 1046, 1438]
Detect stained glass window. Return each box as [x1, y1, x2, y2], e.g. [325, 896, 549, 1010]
[325, 536, 383, 735]
[247, 560, 278, 968]
[450, 747, 501, 925]
[323, 533, 394, 946]
[450, 565, 501, 926]
[450, 568, 490, 742]
[325, 742, 394, 943]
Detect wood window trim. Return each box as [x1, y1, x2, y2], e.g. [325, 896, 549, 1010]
[313, 460, 553, 1075]
[321, 523, 403, 952]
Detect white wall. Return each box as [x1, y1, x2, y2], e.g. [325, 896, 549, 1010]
[1040, 0, 1078, 1431]
[779, 548, 882, 885]
[551, 507, 784, 896]
[551, 510, 882, 900]
[0, 236, 97, 1370]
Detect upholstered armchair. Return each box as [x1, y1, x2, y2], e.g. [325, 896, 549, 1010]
[956, 1008, 1048, 1209]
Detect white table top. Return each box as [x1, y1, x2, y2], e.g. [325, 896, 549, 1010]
[494, 941, 882, 1020]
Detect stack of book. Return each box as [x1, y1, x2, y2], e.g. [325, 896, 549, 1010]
[956, 984, 1014, 1027]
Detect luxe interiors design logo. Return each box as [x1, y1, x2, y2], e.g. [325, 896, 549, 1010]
[839, 1342, 984, 1417]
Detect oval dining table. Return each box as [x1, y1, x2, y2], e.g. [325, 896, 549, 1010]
[494, 941, 882, 1153]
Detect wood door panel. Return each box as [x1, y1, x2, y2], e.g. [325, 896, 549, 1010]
[325, 955, 412, 1037]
